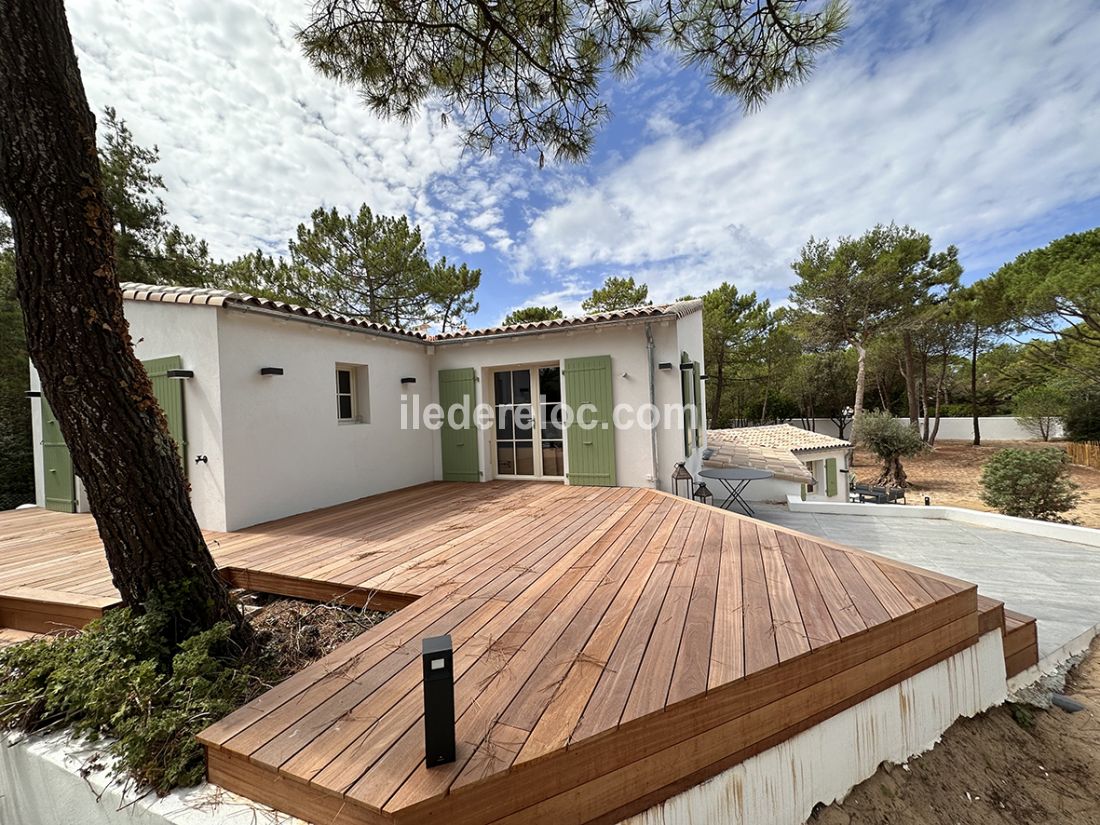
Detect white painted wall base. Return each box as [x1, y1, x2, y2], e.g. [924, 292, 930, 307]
[0, 732, 303, 825]
[620, 630, 1007, 825]
[785, 495, 1100, 549]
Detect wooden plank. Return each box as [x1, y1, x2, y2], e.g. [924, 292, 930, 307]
[796, 538, 866, 639]
[819, 544, 892, 628]
[706, 513, 744, 690]
[740, 523, 779, 674]
[620, 505, 704, 722]
[569, 505, 693, 742]
[516, 501, 681, 764]
[667, 513, 722, 705]
[775, 532, 838, 650]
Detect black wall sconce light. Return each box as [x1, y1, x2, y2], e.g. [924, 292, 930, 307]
[24, 390, 41, 398]
[259, 367, 284, 376]
[422, 634, 456, 767]
[400, 377, 417, 385]
[166, 369, 194, 380]
[658, 362, 673, 370]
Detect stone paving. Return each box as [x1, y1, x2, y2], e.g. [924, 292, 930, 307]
[753, 505, 1100, 662]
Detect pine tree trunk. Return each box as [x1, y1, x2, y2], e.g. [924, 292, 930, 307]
[971, 324, 982, 446]
[853, 342, 867, 419]
[711, 357, 724, 429]
[902, 330, 920, 431]
[0, 0, 242, 644]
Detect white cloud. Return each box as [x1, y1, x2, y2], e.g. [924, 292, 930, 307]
[520, 0, 1100, 302]
[68, 0, 483, 260]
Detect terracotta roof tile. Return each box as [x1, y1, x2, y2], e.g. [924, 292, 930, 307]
[709, 424, 850, 453]
[118, 283, 701, 343]
[702, 438, 813, 483]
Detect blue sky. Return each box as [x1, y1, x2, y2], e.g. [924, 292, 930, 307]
[70, 0, 1100, 327]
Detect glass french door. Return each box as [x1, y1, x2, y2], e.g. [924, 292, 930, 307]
[493, 366, 564, 478]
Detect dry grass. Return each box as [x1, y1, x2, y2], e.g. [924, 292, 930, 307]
[851, 440, 1100, 528]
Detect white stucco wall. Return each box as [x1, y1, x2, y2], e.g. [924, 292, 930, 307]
[802, 447, 851, 501]
[215, 309, 435, 530]
[792, 417, 1064, 441]
[126, 302, 229, 530]
[30, 302, 229, 530]
[30, 303, 707, 528]
[429, 316, 704, 492]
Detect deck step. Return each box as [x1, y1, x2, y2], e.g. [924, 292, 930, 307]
[1003, 608, 1039, 678]
[977, 595, 1038, 678]
[0, 586, 117, 634]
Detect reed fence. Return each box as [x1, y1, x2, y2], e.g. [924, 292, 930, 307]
[1065, 441, 1100, 471]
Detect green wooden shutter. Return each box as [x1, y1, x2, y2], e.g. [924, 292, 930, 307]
[693, 360, 703, 448]
[564, 355, 616, 486]
[825, 457, 838, 497]
[681, 351, 692, 456]
[439, 368, 480, 481]
[143, 355, 187, 472]
[40, 396, 76, 513]
[800, 483, 807, 501]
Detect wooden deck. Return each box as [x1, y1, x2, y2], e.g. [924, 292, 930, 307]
[0, 484, 1037, 822]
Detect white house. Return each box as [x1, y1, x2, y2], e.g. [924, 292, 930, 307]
[704, 424, 851, 502]
[30, 284, 707, 530]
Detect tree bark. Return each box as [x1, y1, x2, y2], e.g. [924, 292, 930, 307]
[853, 341, 867, 419]
[0, 0, 242, 644]
[970, 323, 981, 446]
[902, 330, 921, 431]
[920, 351, 930, 442]
[928, 350, 948, 446]
[711, 356, 725, 428]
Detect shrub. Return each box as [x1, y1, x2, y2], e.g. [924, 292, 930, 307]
[1064, 395, 1100, 442]
[980, 448, 1080, 522]
[1012, 384, 1067, 441]
[853, 410, 926, 488]
[0, 607, 260, 793]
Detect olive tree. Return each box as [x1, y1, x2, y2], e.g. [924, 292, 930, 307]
[853, 410, 926, 488]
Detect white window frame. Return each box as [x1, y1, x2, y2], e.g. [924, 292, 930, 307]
[336, 366, 357, 422]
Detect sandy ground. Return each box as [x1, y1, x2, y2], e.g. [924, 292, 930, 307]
[851, 440, 1100, 529]
[812, 639, 1100, 825]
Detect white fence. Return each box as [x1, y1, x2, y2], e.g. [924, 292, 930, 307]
[787, 416, 1064, 442]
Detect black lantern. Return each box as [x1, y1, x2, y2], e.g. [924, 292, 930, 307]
[692, 482, 713, 505]
[671, 462, 693, 498]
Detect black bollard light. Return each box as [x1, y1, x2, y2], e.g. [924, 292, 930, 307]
[422, 634, 456, 767]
